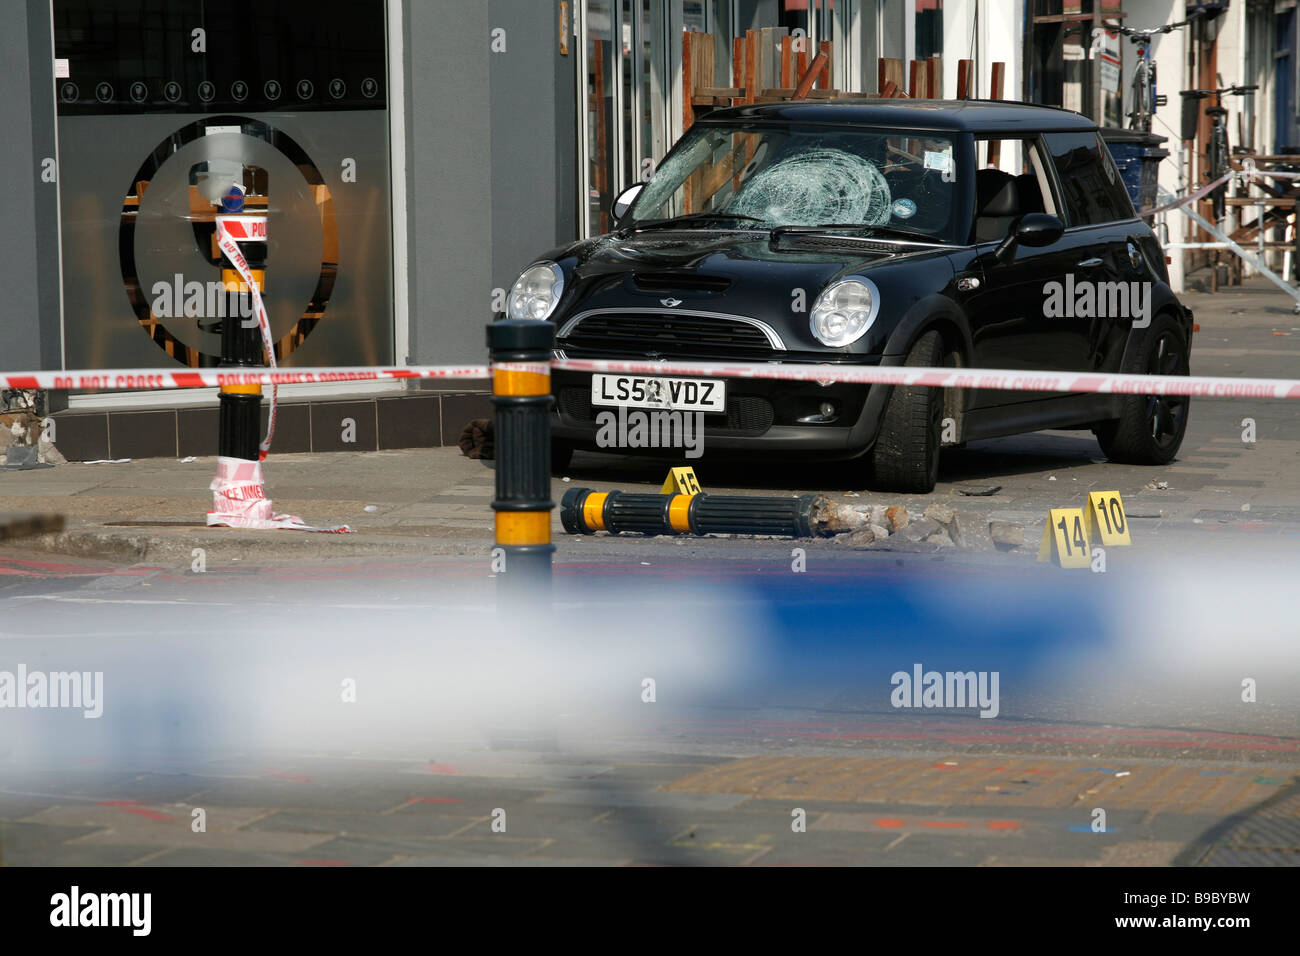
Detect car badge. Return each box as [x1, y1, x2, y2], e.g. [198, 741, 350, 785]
[660, 297, 683, 308]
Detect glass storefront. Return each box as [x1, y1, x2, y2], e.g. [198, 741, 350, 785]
[52, 0, 393, 370]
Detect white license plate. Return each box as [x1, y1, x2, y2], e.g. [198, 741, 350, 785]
[590, 374, 726, 413]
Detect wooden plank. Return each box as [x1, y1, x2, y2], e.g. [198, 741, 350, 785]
[990, 61, 1005, 100]
[1031, 11, 1127, 23]
[683, 31, 695, 130]
[957, 58, 975, 99]
[986, 63, 1006, 167]
[1226, 197, 1296, 207]
[745, 30, 757, 104]
[733, 36, 744, 91]
[700, 139, 750, 202]
[781, 35, 793, 87]
[818, 40, 833, 89]
[793, 51, 829, 100]
[686, 34, 717, 211]
[928, 57, 942, 98]
[878, 57, 905, 96]
[759, 28, 787, 91]
[696, 33, 715, 110]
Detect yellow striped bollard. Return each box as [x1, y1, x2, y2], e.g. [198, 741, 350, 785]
[488, 320, 556, 598]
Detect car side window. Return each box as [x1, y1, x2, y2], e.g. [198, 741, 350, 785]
[1042, 131, 1136, 226]
[970, 137, 1056, 243]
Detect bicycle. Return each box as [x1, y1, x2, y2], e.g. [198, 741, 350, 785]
[1097, 11, 1203, 133]
[1180, 84, 1258, 220]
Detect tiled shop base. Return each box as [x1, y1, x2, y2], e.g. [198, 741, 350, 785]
[50, 391, 491, 461]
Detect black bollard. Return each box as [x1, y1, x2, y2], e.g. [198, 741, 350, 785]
[560, 488, 824, 538]
[217, 288, 263, 460]
[488, 320, 556, 597]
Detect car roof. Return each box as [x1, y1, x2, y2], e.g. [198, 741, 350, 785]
[701, 99, 1098, 134]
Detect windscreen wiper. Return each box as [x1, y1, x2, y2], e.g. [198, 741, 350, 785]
[627, 211, 767, 232]
[772, 223, 945, 245]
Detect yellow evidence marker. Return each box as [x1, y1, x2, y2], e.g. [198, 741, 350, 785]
[1037, 507, 1091, 568]
[1082, 490, 1131, 546]
[660, 466, 702, 496]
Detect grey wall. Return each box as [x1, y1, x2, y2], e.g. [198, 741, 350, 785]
[736, 0, 780, 36]
[1, 2, 61, 372]
[404, 0, 576, 367]
[489, 0, 576, 295]
[403, 1, 492, 367]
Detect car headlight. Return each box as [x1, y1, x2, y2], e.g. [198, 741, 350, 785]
[809, 277, 880, 347]
[507, 262, 565, 320]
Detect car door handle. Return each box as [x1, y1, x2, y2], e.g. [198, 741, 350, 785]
[1077, 257, 1104, 268]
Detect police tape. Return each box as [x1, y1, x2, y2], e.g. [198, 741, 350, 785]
[6, 359, 1300, 400]
[0, 366, 490, 390]
[1139, 169, 1235, 218]
[1139, 164, 1300, 218]
[552, 357, 1300, 400]
[207, 455, 351, 533]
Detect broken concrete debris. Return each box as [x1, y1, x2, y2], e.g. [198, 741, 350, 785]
[809, 496, 1026, 552]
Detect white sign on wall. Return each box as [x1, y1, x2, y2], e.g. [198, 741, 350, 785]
[1099, 29, 1121, 94]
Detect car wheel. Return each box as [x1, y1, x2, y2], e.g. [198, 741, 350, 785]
[1095, 312, 1191, 465]
[551, 438, 574, 475]
[869, 330, 943, 493]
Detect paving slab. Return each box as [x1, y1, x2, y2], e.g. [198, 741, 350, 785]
[24, 803, 333, 853]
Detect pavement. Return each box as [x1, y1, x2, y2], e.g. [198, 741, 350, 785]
[2, 747, 1296, 867]
[0, 280, 1297, 866]
[0, 281, 1297, 569]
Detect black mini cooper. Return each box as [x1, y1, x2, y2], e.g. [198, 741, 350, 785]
[504, 99, 1192, 492]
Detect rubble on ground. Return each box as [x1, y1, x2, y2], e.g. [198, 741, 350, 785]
[810, 495, 1026, 553]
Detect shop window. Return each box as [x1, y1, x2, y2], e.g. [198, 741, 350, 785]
[916, 0, 943, 62]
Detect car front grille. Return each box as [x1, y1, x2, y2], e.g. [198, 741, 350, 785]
[559, 311, 779, 359]
[558, 387, 775, 436]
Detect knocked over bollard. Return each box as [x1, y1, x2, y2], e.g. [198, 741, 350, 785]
[488, 320, 556, 593]
[560, 488, 825, 538]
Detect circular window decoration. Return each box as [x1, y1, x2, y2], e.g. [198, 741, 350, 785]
[119, 115, 339, 367]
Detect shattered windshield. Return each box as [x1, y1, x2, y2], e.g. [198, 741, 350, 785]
[630, 123, 960, 241]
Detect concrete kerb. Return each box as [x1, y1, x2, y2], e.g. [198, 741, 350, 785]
[19, 525, 485, 565]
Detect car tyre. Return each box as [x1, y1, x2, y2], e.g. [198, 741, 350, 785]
[1095, 312, 1191, 465]
[869, 330, 943, 493]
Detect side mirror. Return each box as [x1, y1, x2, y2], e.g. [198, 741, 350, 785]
[994, 212, 1064, 262]
[612, 183, 644, 223]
